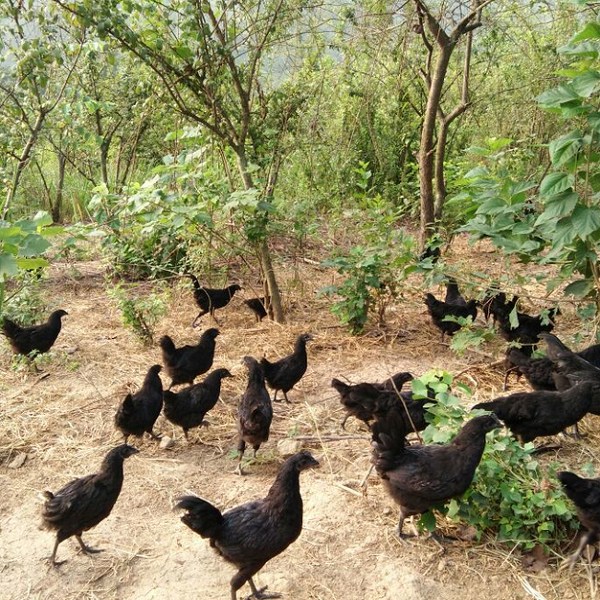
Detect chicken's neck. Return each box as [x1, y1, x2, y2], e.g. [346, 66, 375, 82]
[98, 456, 126, 487]
[264, 464, 302, 511]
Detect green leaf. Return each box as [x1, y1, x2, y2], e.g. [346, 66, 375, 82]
[571, 70, 600, 98]
[571, 22, 600, 43]
[0, 253, 18, 278]
[549, 132, 583, 168]
[537, 84, 580, 108]
[418, 511, 437, 532]
[539, 172, 574, 197]
[15, 257, 48, 270]
[19, 234, 51, 257]
[571, 205, 600, 238]
[564, 279, 595, 297]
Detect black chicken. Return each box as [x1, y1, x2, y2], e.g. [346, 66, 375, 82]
[163, 368, 232, 440]
[541, 333, 600, 388]
[1, 309, 68, 355]
[243, 297, 273, 322]
[175, 451, 319, 600]
[41, 444, 139, 566]
[186, 274, 242, 327]
[478, 288, 514, 323]
[424, 293, 477, 340]
[331, 371, 415, 430]
[372, 410, 500, 537]
[444, 278, 467, 306]
[558, 471, 600, 569]
[237, 356, 273, 475]
[261, 333, 314, 403]
[504, 348, 556, 391]
[114, 365, 164, 442]
[471, 380, 600, 443]
[492, 299, 559, 350]
[505, 341, 600, 392]
[160, 328, 219, 389]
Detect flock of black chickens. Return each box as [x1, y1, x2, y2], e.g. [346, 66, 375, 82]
[3, 274, 600, 598]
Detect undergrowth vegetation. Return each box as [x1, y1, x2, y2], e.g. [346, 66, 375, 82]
[415, 371, 578, 550]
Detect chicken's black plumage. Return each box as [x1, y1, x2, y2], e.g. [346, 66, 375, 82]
[492, 298, 559, 350]
[558, 471, 600, 568]
[237, 356, 273, 474]
[1, 309, 68, 355]
[163, 368, 232, 439]
[186, 274, 241, 326]
[331, 372, 416, 430]
[261, 333, 313, 403]
[424, 293, 477, 340]
[41, 444, 139, 566]
[444, 278, 467, 306]
[176, 451, 319, 600]
[114, 365, 164, 442]
[243, 297, 273, 322]
[160, 328, 219, 388]
[504, 348, 556, 391]
[372, 411, 500, 536]
[472, 380, 600, 443]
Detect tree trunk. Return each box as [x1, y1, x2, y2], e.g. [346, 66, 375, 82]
[1, 110, 46, 220]
[418, 43, 454, 246]
[52, 151, 67, 223]
[236, 151, 284, 323]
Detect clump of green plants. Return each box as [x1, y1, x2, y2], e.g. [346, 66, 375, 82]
[2, 271, 48, 324]
[321, 163, 417, 334]
[108, 283, 167, 345]
[413, 370, 577, 550]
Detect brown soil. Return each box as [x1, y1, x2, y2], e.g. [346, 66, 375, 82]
[0, 241, 598, 600]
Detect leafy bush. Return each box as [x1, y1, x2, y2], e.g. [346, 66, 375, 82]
[458, 21, 600, 317]
[320, 165, 417, 334]
[108, 283, 167, 345]
[414, 370, 577, 550]
[0, 211, 61, 312]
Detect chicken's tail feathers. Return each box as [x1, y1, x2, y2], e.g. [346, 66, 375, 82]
[175, 495, 223, 538]
[505, 347, 531, 367]
[331, 378, 349, 395]
[540, 333, 572, 361]
[259, 356, 273, 370]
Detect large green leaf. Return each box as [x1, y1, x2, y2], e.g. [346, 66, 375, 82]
[19, 234, 52, 256]
[535, 191, 579, 226]
[563, 279, 594, 298]
[0, 253, 18, 278]
[572, 205, 600, 238]
[537, 84, 580, 108]
[571, 22, 600, 43]
[539, 172, 574, 197]
[571, 71, 600, 98]
[549, 132, 583, 168]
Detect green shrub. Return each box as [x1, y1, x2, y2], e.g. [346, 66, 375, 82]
[108, 283, 167, 345]
[414, 370, 577, 550]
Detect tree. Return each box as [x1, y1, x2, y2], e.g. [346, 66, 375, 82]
[52, 0, 317, 322]
[0, 3, 83, 220]
[411, 0, 494, 246]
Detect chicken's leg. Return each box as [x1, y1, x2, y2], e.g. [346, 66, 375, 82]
[46, 537, 66, 567]
[247, 577, 281, 599]
[76, 534, 102, 555]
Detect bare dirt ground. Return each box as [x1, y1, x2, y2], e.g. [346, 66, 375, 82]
[1, 239, 599, 600]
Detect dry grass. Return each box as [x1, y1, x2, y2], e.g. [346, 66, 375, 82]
[1, 238, 600, 600]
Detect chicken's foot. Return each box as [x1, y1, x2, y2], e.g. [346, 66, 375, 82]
[76, 535, 102, 555]
[247, 579, 281, 599]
